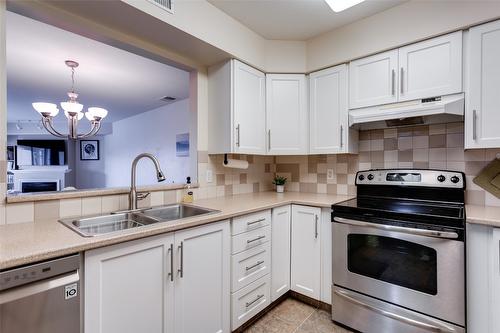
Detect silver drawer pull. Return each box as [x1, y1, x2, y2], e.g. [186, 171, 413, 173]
[246, 260, 264, 271]
[246, 294, 264, 308]
[247, 218, 265, 226]
[247, 235, 265, 244]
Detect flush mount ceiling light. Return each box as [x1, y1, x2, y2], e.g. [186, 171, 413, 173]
[32, 60, 108, 140]
[324, 0, 366, 12]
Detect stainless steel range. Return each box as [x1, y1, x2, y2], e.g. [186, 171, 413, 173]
[331, 169, 466, 333]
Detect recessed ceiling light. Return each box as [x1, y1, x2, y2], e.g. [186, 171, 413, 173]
[324, 0, 366, 12]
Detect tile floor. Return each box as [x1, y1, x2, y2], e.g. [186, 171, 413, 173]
[244, 298, 354, 333]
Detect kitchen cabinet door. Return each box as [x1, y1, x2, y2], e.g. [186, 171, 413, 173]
[233, 60, 267, 154]
[266, 74, 308, 155]
[173, 220, 230, 333]
[466, 20, 500, 149]
[271, 205, 291, 301]
[399, 31, 462, 102]
[84, 234, 174, 333]
[349, 50, 398, 109]
[291, 205, 321, 300]
[310, 64, 356, 154]
[320, 208, 332, 304]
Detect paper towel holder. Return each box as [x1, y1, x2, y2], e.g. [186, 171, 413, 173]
[224, 154, 229, 165]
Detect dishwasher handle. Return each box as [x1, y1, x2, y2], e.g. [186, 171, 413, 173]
[0, 271, 79, 305]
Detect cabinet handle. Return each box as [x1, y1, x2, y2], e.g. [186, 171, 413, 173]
[247, 218, 265, 226]
[246, 294, 264, 308]
[268, 129, 271, 151]
[315, 215, 319, 239]
[340, 125, 344, 148]
[236, 124, 241, 147]
[473, 109, 477, 141]
[168, 243, 174, 282]
[391, 69, 395, 96]
[178, 241, 184, 278]
[246, 260, 264, 271]
[400, 68, 404, 94]
[247, 235, 266, 244]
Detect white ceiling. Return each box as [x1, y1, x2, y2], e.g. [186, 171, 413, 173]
[208, 0, 407, 40]
[6, 11, 190, 123]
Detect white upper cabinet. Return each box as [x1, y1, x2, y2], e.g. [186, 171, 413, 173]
[399, 31, 462, 101]
[349, 32, 463, 109]
[309, 64, 357, 154]
[266, 74, 308, 155]
[466, 20, 500, 149]
[208, 59, 266, 154]
[349, 50, 399, 109]
[234, 61, 267, 154]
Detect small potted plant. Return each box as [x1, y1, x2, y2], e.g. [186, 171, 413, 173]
[273, 175, 287, 193]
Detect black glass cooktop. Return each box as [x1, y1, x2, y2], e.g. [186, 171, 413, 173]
[332, 197, 465, 229]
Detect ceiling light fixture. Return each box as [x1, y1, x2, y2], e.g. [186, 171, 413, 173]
[324, 0, 365, 12]
[32, 60, 108, 140]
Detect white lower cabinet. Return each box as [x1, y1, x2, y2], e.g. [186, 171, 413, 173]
[271, 205, 291, 301]
[291, 205, 321, 300]
[84, 220, 230, 333]
[320, 208, 332, 304]
[231, 242, 271, 292]
[85, 234, 174, 333]
[467, 223, 500, 333]
[173, 222, 231, 333]
[230, 210, 272, 330]
[231, 275, 271, 329]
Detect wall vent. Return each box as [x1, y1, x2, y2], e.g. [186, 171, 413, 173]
[148, 0, 173, 13]
[160, 96, 177, 103]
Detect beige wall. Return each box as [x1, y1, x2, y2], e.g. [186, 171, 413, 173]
[306, 0, 500, 71]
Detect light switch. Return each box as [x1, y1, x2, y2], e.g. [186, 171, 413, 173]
[327, 169, 334, 180]
[206, 169, 213, 183]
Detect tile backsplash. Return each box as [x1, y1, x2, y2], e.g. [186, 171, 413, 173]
[275, 122, 500, 207]
[2, 121, 499, 225]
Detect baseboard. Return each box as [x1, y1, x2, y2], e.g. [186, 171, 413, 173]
[289, 290, 332, 312]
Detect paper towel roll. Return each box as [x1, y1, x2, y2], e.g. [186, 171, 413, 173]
[223, 158, 249, 169]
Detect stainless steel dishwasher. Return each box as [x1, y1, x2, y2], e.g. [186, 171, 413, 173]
[0, 254, 80, 333]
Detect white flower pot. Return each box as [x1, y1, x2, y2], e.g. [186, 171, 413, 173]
[276, 185, 285, 193]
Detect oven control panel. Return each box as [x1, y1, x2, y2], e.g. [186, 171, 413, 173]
[356, 169, 465, 188]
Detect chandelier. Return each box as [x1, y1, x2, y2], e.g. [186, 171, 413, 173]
[32, 60, 108, 140]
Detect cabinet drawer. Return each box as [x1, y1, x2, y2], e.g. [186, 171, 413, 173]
[232, 210, 271, 235]
[231, 274, 271, 330]
[232, 242, 271, 292]
[232, 225, 271, 254]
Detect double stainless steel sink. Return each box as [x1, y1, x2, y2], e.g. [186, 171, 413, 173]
[60, 204, 219, 237]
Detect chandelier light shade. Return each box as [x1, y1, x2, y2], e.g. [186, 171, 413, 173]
[32, 60, 108, 140]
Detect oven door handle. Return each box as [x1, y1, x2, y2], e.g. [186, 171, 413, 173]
[0, 270, 79, 305]
[333, 217, 459, 239]
[334, 289, 458, 333]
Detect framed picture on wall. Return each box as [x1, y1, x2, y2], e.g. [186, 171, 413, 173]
[176, 133, 189, 157]
[80, 140, 100, 160]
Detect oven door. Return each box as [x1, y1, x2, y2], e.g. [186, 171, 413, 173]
[332, 217, 464, 326]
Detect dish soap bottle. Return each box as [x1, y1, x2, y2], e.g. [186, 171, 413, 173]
[182, 177, 194, 203]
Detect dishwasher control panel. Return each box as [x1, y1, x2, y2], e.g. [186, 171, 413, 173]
[0, 254, 80, 291]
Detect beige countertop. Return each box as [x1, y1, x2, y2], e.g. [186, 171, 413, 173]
[466, 204, 500, 228]
[0, 192, 352, 270]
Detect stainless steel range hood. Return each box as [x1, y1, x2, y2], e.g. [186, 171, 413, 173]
[349, 93, 464, 130]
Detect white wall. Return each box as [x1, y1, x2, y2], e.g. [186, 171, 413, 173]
[104, 99, 194, 188]
[306, 0, 500, 71]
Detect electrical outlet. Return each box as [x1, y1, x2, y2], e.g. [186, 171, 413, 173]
[206, 169, 213, 183]
[327, 169, 334, 180]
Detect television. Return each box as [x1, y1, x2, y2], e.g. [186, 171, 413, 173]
[17, 140, 66, 166]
